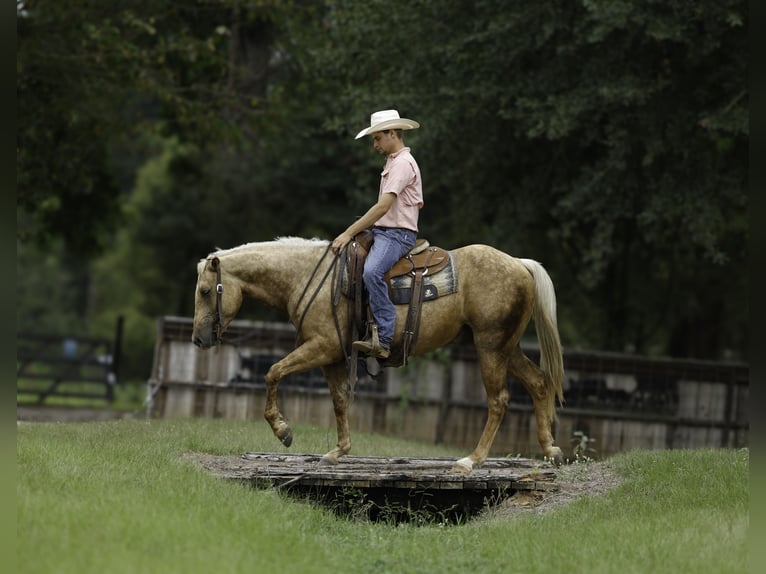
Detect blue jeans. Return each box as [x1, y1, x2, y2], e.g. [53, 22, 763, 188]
[363, 227, 417, 348]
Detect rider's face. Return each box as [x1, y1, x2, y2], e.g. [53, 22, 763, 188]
[371, 130, 398, 155]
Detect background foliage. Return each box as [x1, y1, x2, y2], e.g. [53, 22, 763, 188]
[17, 0, 748, 379]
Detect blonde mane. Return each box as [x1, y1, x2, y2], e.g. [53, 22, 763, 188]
[207, 236, 329, 259]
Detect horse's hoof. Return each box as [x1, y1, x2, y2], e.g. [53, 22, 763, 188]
[277, 427, 293, 447]
[547, 447, 563, 466]
[450, 457, 474, 475]
[319, 455, 338, 466]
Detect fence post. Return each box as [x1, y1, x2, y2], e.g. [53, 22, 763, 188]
[112, 315, 124, 383]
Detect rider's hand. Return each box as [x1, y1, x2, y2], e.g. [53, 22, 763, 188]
[331, 233, 351, 254]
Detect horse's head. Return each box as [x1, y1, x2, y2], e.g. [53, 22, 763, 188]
[191, 256, 243, 348]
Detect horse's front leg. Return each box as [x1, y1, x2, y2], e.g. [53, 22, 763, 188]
[263, 340, 331, 448]
[318, 361, 352, 466]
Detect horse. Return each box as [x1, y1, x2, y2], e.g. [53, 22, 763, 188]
[191, 237, 564, 473]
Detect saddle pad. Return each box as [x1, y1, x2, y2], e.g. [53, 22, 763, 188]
[389, 250, 459, 304]
[340, 249, 459, 305]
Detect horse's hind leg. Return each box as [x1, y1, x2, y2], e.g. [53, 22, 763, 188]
[452, 348, 510, 474]
[508, 346, 563, 463]
[318, 361, 352, 466]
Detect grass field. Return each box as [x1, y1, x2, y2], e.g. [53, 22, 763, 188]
[17, 418, 748, 574]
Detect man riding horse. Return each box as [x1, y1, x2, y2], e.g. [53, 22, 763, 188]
[331, 110, 423, 360]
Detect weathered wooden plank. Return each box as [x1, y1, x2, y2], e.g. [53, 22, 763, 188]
[201, 452, 558, 493]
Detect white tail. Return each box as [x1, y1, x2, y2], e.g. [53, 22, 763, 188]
[519, 259, 565, 417]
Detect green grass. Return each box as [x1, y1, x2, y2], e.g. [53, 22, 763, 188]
[17, 419, 748, 574]
[17, 380, 146, 411]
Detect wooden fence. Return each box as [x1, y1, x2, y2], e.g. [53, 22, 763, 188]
[17, 324, 122, 404]
[147, 316, 749, 459]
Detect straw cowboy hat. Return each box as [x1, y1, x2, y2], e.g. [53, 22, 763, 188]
[355, 109, 420, 139]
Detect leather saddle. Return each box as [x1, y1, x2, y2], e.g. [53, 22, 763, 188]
[340, 229, 448, 368]
[352, 229, 450, 283]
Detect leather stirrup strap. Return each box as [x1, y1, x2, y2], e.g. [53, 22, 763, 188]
[348, 237, 369, 336]
[401, 248, 437, 364]
[348, 240, 368, 400]
[343, 236, 372, 398]
[401, 273, 424, 362]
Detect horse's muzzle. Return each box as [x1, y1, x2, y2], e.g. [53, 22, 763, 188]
[192, 330, 216, 349]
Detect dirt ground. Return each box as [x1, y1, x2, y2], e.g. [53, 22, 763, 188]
[488, 459, 622, 519]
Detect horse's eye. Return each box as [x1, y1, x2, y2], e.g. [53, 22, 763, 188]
[200, 287, 211, 297]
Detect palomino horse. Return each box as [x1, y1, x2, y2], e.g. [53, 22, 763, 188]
[191, 237, 564, 473]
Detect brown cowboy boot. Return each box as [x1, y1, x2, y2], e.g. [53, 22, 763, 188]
[352, 339, 390, 359]
[352, 324, 390, 359]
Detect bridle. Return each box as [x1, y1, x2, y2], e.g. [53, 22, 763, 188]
[212, 260, 224, 344]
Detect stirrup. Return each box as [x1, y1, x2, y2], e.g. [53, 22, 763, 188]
[351, 323, 390, 358]
[370, 323, 381, 351]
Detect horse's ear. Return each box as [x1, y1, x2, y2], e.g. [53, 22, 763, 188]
[209, 256, 220, 271]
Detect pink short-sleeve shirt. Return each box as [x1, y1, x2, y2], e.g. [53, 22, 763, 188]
[375, 147, 423, 232]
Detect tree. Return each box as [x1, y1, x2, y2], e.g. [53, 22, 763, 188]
[17, 0, 243, 257]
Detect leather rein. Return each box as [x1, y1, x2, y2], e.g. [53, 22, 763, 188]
[293, 244, 351, 370]
[210, 246, 351, 376]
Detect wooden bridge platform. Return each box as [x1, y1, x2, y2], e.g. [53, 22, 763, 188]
[192, 452, 558, 523]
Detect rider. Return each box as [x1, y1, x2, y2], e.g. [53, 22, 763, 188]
[331, 110, 423, 359]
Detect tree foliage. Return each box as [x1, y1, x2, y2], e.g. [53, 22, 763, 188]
[17, 0, 248, 256]
[305, 0, 748, 356]
[17, 0, 748, 375]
